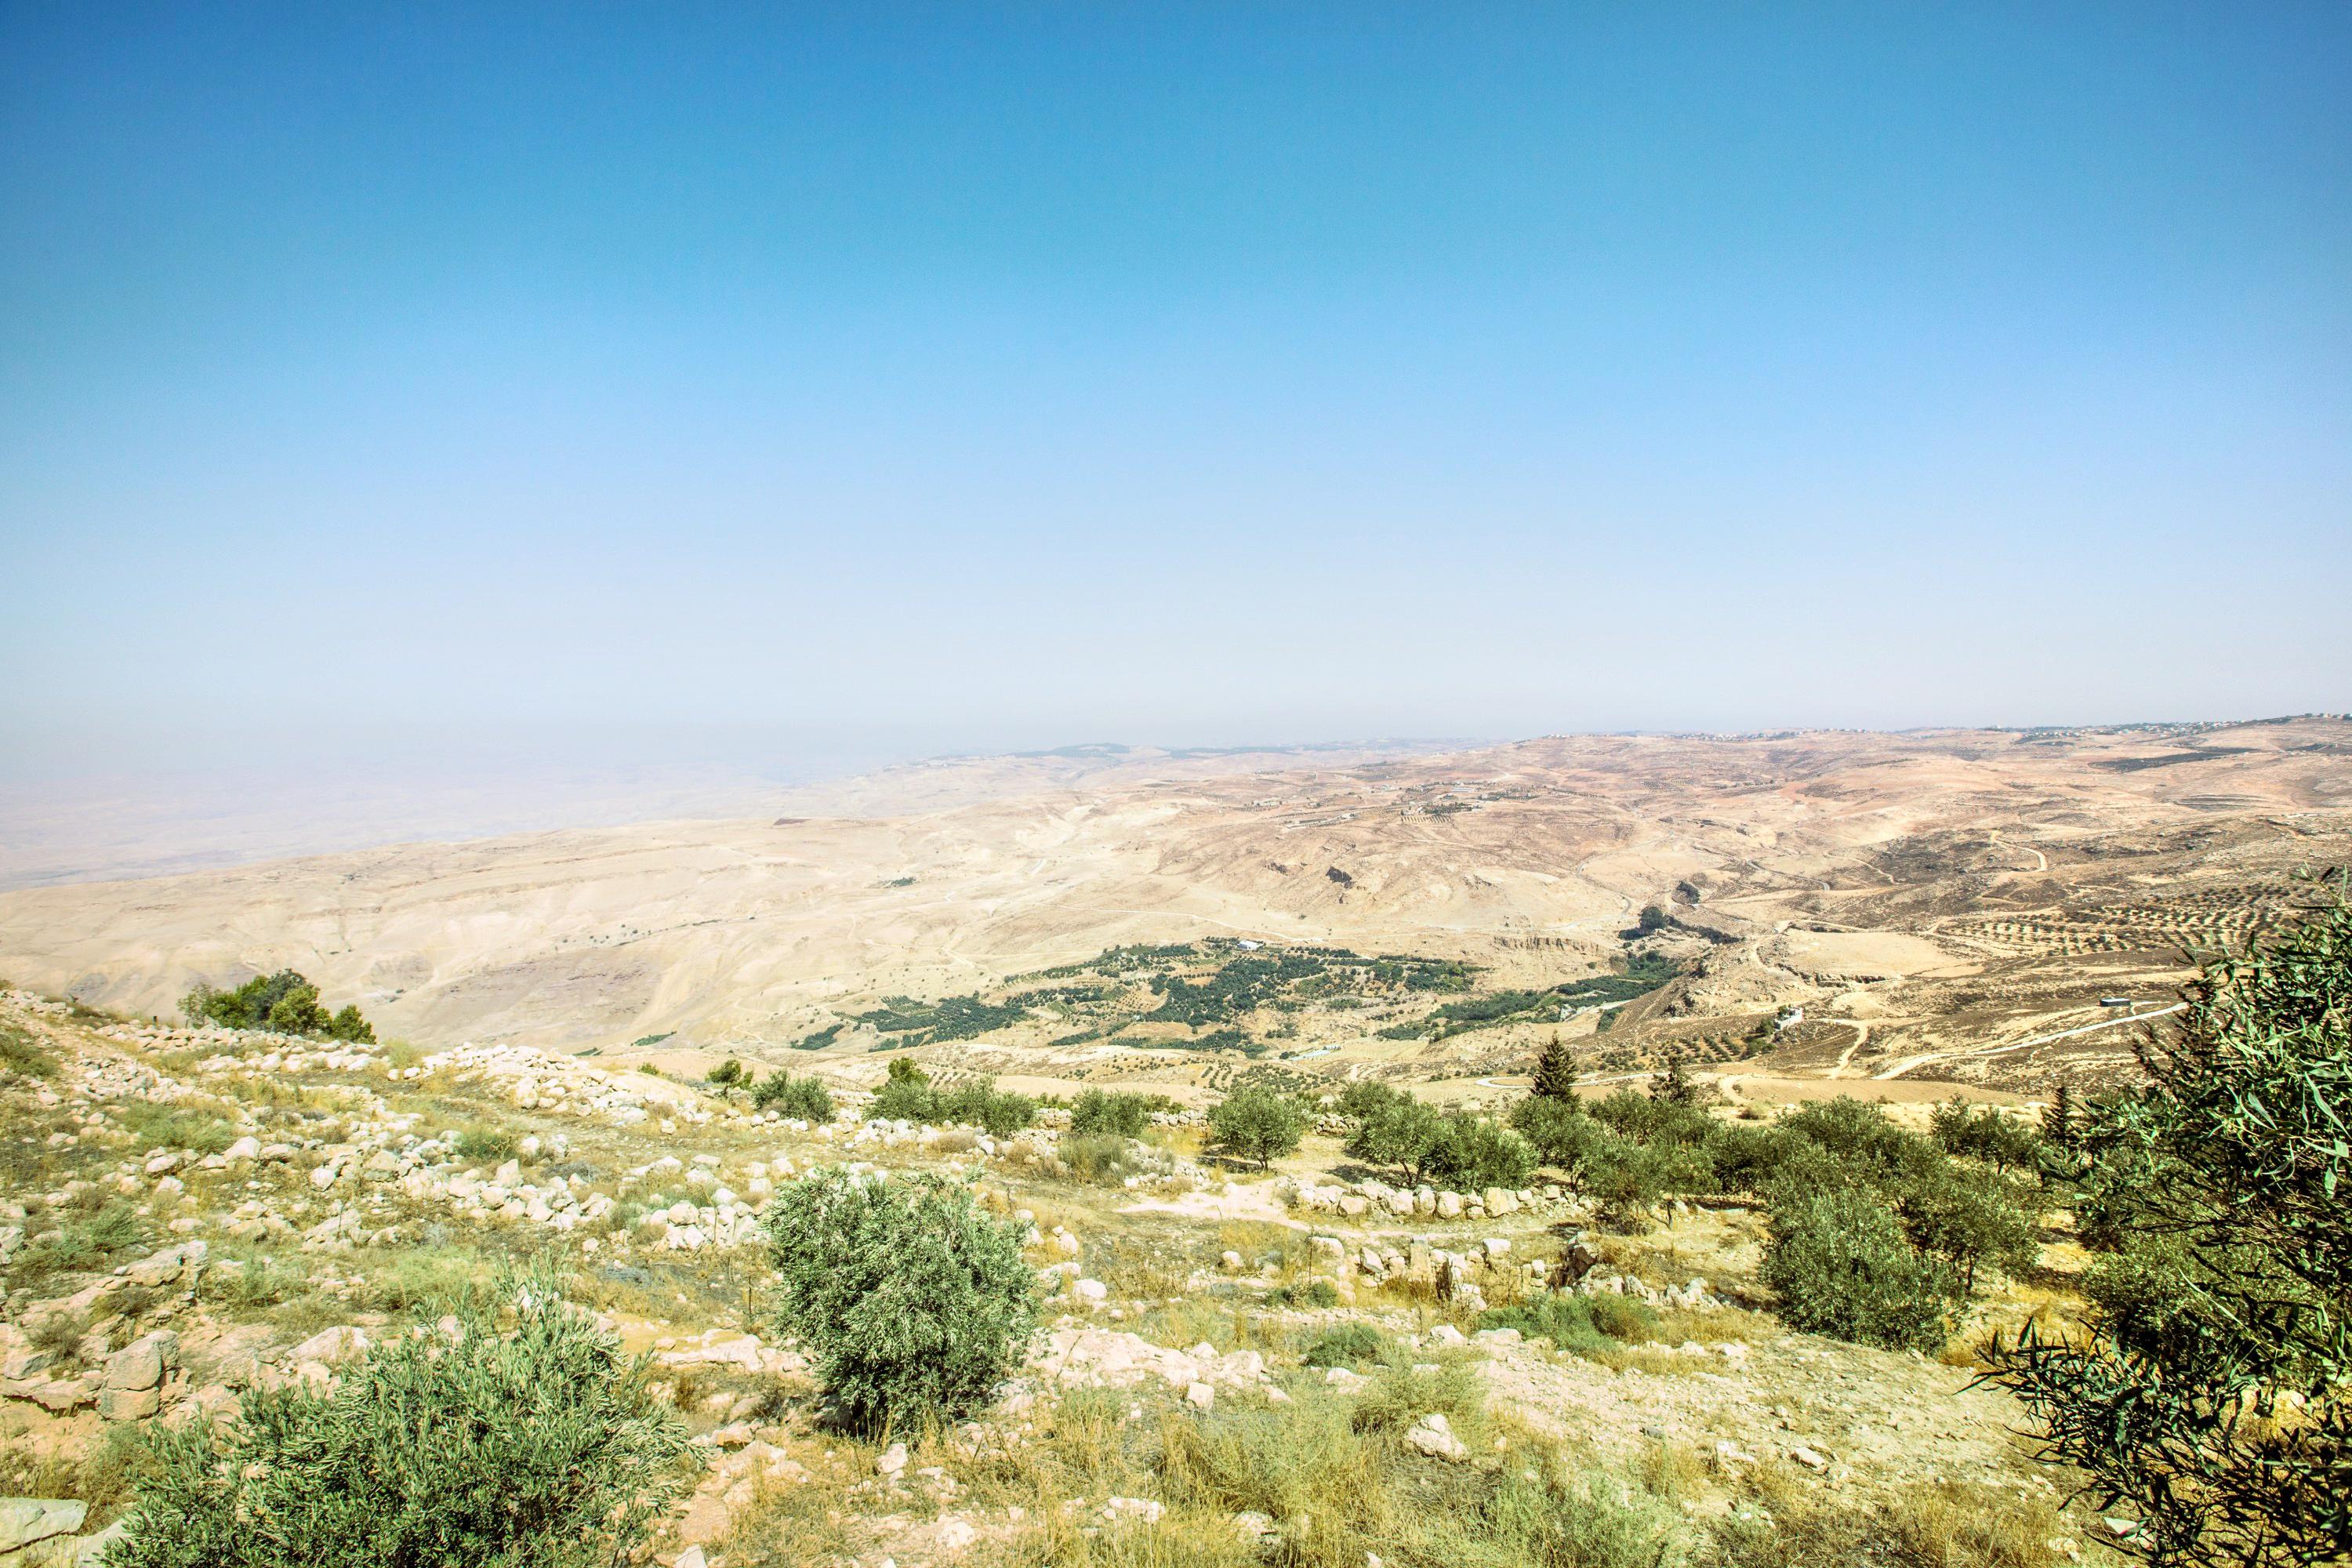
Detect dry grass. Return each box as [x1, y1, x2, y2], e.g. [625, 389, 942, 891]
[1713, 1466, 2105, 1568]
[716, 1468, 864, 1566]
[0, 1427, 147, 1528]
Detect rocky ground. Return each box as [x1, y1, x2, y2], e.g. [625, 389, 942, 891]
[0, 988, 2128, 1568]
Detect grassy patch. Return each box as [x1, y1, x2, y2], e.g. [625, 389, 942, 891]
[115, 1099, 238, 1155]
[16, 1203, 149, 1283]
[1711, 1471, 2089, 1568]
[1479, 1294, 1659, 1359]
[973, 1370, 1690, 1568]
[0, 1019, 57, 1079]
[453, 1127, 520, 1163]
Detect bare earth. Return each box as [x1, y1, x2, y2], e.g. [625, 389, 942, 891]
[2, 717, 2347, 1105]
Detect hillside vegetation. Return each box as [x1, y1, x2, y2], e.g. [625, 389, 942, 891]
[1, 879, 2343, 1566]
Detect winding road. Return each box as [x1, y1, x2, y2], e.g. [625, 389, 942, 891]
[1870, 1003, 2183, 1081]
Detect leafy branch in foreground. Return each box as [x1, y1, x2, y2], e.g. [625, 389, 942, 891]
[1986, 879, 2352, 1567]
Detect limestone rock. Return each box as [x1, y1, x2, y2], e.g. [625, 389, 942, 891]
[104, 1330, 175, 1391]
[0, 1499, 86, 1554]
[1406, 1412, 1468, 1461]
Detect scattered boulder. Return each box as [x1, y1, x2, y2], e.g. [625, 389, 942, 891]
[1406, 1412, 1468, 1461]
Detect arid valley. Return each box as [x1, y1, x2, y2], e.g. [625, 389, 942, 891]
[5, 716, 2344, 1112]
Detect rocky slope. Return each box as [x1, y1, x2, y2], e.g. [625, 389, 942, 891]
[0, 986, 2129, 1568]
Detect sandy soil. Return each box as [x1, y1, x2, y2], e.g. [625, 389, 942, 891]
[1, 718, 2345, 1101]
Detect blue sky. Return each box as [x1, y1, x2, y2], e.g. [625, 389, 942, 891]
[3, 2, 2347, 768]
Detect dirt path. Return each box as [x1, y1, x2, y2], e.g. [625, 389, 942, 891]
[1827, 1018, 1871, 1077]
[1987, 829, 2048, 874]
[1870, 1003, 2182, 1081]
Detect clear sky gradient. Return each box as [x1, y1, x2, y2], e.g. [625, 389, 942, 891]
[4, 3, 2347, 769]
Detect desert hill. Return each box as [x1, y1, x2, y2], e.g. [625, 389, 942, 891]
[0, 718, 2345, 1102]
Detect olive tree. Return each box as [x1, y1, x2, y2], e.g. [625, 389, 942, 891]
[763, 1167, 1039, 1433]
[1208, 1085, 1306, 1170]
[1342, 1091, 1443, 1182]
[1762, 1183, 1956, 1352]
[1989, 887, 2352, 1566]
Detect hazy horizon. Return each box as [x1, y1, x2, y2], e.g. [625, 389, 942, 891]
[1, 709, 2338, 892]
[5, 5, 2347, 843]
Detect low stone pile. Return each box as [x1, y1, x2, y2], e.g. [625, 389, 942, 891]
[1286, 1229, 1725, 1314]
[1283, 1177, 1590, 1225]
[410, 1041, 677, 1128]
[1023, 1323, 1276, 1410]
[0, 1243, 206, 1421]
[86, 1013, 387, 1079]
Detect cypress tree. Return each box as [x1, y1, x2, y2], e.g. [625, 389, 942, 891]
[1531, 1033, 1580, 1099]
[2041, 1079, 2077, 1153]
[1655, 1046, 1698, 1105]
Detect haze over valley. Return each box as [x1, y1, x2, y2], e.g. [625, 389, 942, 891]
[6, 716, 2343, 1111]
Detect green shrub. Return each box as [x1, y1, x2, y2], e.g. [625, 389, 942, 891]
[866, 1073, 1033, 1134]
[1582, 1294, 1660, 1342]
[937, 1077, 1034, 1136]
[1209, 1086, 1307, 1170]
[1706, 1122, 1805, 1195]
[1268, 1279, 1341, 1308]
[1762, 1184, 1955, 1352]
[1928, 1097, 2042, 1174]
[104, 1271, 695, 1568]
[1301, 1322, 1387, 1368]
[452, 1128, 517, 1163]
[1069, 1088, 1152, 1138]
[867, 1076, 935, 1123]
[323, 1004, 374, 1044]
[751, 1069, 835, 1121]
[1479, 1293, 1658, 1358]
[1775, 1097, 1936, 1185]
[178, 971, 370, 1042]
[761, 1167, 1040, 1432]
[1056, 1133, 1140, 1185]
[2075, 1233, 2220, 1365]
